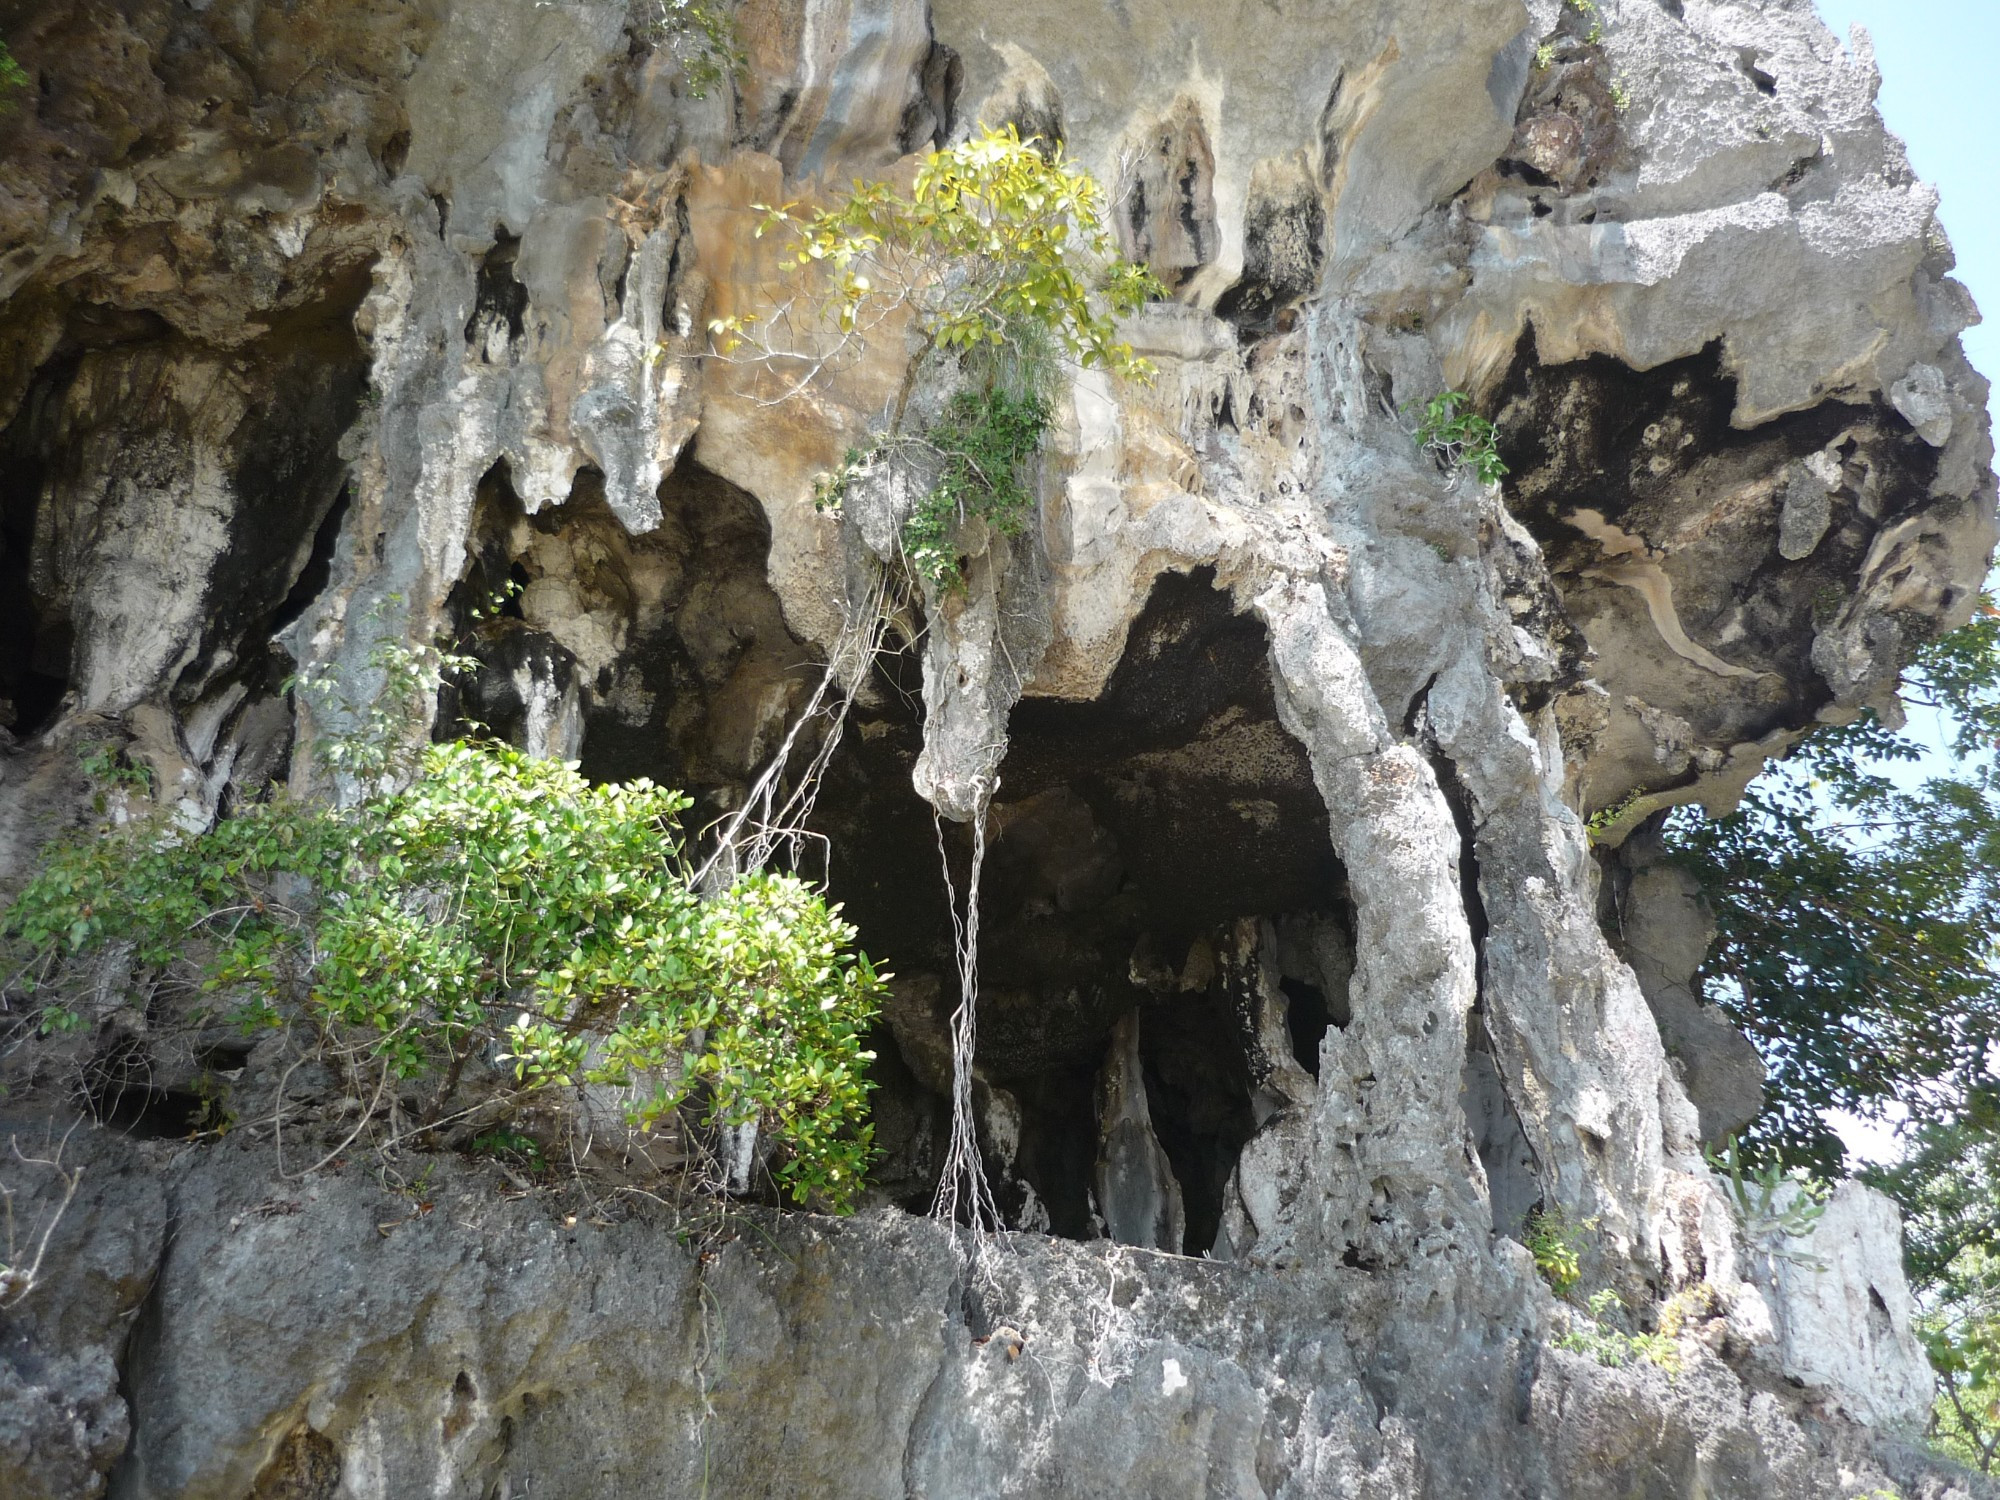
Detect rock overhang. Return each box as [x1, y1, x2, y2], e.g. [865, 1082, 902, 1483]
[0, 0, 1990, 1493]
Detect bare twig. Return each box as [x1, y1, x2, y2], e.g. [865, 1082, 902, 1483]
[0, 1127, 85, 1309]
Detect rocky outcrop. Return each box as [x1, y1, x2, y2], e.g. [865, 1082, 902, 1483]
[0, 1124, 1976, 1500]
[0, 0, 1993, 1495]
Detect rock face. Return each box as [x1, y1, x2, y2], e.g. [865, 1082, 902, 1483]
[0, 0, 1993, 1496]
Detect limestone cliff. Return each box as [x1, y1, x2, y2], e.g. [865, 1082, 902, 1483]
[0, 1, 1993, 1496]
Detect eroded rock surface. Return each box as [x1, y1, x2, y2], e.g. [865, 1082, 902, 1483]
[0, 0, 1993, 1495]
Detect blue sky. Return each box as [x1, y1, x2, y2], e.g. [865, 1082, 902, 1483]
[1817, 1, 1997, 774]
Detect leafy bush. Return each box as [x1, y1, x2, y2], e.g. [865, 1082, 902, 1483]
[3, 741, 884, 1208]
[1921, 1240, 2000, 1474]
[721, 124, 1162, 590]
[1409, 390, 1508, 487]
[1525, 1204, 1588, 1295]
[1703, 1134, 1828, 1259]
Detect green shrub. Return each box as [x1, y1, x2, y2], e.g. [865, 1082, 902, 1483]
[1525, 1204, 1588, 1295]
[3, 741, 884, 1208]
[898, 386, 1053, 586]
[0, 41, 27, 106]
[1408, 390, 1507, 487]
[1556, 1288, 1681, 1372]
[1703, 1134, 1829, 1252]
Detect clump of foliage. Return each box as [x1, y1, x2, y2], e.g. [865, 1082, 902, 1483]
[721, 125, 1162, 590]
[1408, 390, 1508, 487]
[630, 0, 742, 100]
[897, 386, 1053, 586]
[1655, 1281, 1722, 1341]
[1555, 1288, 1682, 1372]
[1704, 1134, 1830, 1261]
[737, 123, 1161, 377]
[1525, 1204, 1589, 1295]
[0, 37, 26, 107]
[1524, 1205, 1682, 1375]
[1584, 787, 1649, 843]
[1917, 1233, 2000, 1472]
[3, 740, 885, 1209]
[1667, 606, 2000, 1172]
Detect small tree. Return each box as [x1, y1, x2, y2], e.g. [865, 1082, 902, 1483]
[714, 124, 1162, 587]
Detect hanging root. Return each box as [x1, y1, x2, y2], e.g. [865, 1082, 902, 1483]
[930, 780, 1003, 1235]
[685, 556, 1007, 1242]
[694, 571, 896, 893]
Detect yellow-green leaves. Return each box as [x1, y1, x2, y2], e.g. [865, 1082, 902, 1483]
[755, 123, 1164, 381]
[739, 127, 1163, 593]
[1525, 1205, 1590, 1295]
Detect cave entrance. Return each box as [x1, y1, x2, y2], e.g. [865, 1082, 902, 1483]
[0, 285, 366, 750]
[814, 568, 1354, 1255]
[455, 474, 1359, 1254]
[444, 453, 822, 839]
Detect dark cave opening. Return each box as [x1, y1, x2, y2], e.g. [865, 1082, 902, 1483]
[271, 483, 353, 638]
[808, 567, 1355, 1254]
[0, 359, 72, 738]
[82, 1041, 214, 1141]
[466, 229, 530, 350]
[477, 477, 1360, 1252]
[1281, 976, 1331, 1078]
[0, 281, 369, 746]
[443, 454, 819, 827]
